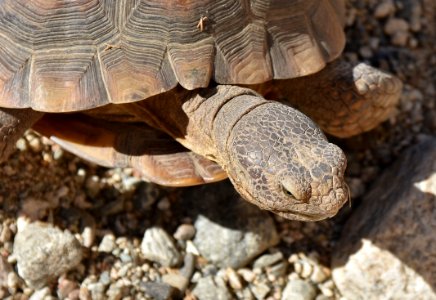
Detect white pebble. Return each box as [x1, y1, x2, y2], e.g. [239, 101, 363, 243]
[98, 234, 116, 253]
[226, 268, 243, 290]
[238, 268, 256, 283]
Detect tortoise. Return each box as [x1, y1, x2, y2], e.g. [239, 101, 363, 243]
[0, 0, 402, 221]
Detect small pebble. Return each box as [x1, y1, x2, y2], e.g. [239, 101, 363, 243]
[3, 165, 15, 176]
[266, 261, 288, 279]
[99, 271, 111, 286]
[30, 287, 51, 300]
[85, 175, 101, 197]
[186, 240, 200, 256]
[384, 18, 409, 34]
[15, 138, 27, 151]
[226, 268, 243, 290]
[120, 251, 133, 263]
[282, 279, 317, 300]
[141, 227, 182, 267]
[28, 137, 42, 152]
[310, 265, 330, 284]
[192, 276, 232, 300]
[384, 18, 410, 46]
[391, 31, 409, 47]
[250, 282, 271, 300]
[253, 252, 284, 269]
[173, 224, 196, 241]
[106, 282, 125, 300]
[81, 226, 95, 248]
[374, 0, 395, 18]
[57, 277, 78, 299]
[157, 197, 171, 210]
[162, 272, 189, 291]
[237, 287, 255, 300]
[7, 272, 20, 290]
[319, 285, 334, 298]
[0, 257, 12, 288]
[238, 268, 256, 283]
[300, 263, 314, 279]
[88, 282, 106, 300]
[98, 234, 116, 253]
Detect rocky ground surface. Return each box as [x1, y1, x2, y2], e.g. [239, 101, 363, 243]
[0, 0, 435, 299]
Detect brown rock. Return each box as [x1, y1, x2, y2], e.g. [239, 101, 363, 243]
[332, 138, 436, 299]
[374, 0, 396, 19]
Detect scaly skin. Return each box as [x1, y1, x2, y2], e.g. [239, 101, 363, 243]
[224, 103, 348, 221]
[126, 85, 349, 221]
[253, 59, 403, 138]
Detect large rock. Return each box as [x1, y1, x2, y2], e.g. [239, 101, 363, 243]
[13, 221, 83, 289]
[184, 181, 279, 269]
[332, 137, 436, 299]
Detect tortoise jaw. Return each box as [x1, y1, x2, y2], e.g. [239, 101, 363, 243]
[275, 209, 339, 222]
[229, 176, 348, 221]
[272, 186, 349, 221]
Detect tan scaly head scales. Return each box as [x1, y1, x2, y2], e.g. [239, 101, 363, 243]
[217, 101, 348, 221]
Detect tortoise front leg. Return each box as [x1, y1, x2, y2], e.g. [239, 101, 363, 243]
[259, 59, 403, 138]
[0, 108, 43, 162]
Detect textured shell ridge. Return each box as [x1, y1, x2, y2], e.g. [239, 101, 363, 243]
[0, 0, 345, 112]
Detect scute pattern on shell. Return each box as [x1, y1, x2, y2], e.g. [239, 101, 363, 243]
[0, 0, 345, 112]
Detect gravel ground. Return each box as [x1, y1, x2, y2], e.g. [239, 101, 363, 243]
[0, 1, 435, 299]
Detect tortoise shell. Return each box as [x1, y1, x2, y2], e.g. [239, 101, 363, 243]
[0, 0, 345, 112]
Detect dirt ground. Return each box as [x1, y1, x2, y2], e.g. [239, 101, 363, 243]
[0, 0, 435, 299]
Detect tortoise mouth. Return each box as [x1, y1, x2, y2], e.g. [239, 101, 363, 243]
[277, 211, 328, 221]
[275, 206, 342, 221]
[228, 157, 349, 221]
[273, 184, 349, 221]
[233, 177, 349, 221]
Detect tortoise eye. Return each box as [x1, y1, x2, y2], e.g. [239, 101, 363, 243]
[281, 183, 310, 203]
[281, 185, 295, 198]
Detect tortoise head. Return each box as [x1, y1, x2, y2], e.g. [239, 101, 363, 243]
[224, 102, 348, 221]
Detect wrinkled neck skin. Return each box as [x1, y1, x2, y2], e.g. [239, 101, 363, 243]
[125, 85, 264, 162]
[127, 85, 349, 221]
[180, 86, 269, 162]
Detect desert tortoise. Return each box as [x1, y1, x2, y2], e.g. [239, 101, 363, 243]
[0, 1, 401, 221]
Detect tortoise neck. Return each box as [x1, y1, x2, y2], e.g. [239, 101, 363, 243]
[125, 85, 268, 165]
[180, 86, 266, 160]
